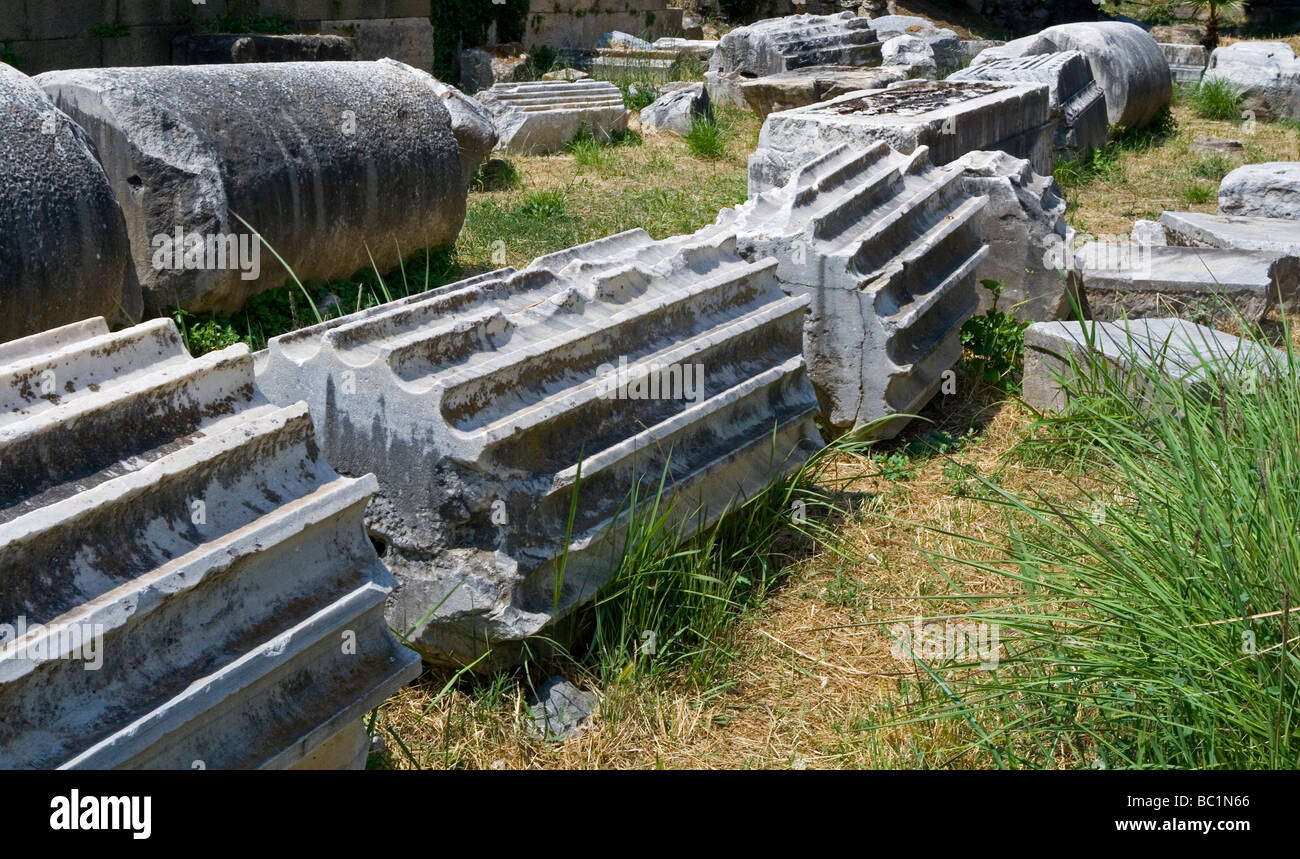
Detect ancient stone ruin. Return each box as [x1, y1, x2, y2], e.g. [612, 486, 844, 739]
[1159, 211, 1300, 257]
[706, 12, 884, 110]
[36, 60, 496, 317]
[0, 317, 419, 768]
[476, 80, 630, 154]
[971, 21, 1172, 129]
[254, 229, 822, 667]
[727, 142, 988, 435]
[948, 51, 1108, 158]
[748, 79, 1054, 193]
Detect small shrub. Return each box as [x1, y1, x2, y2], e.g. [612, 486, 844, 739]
[1190, 76, 1243, 121]
[1054, 147, 1124, 189]
[1192, 152, 1233, 180]
[518, 189, 568, 219]
[1181, 181, 1217, 204]
[959, 280, 1029, 392]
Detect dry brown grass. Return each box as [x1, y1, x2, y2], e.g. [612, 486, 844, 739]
[1063, 102, 1300, 238]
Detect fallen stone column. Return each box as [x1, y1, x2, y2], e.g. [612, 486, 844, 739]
[254, 230, 821, 667]
[1024, 318, 1283, 414]
[971, 21, 1172, 129]
[0, 64, 137, 344]
[475, 80, 629, 154]
[36, 61, 496, 317]
[1218, 162, 1300, 220]
[1069, 243, 1300, 323]
[0, 316, 419, 769]
[706, 12, 883, 110]
[948, 51, 1108, 157]
[1159, 211, 1300, 256]
[748, 79, 1054, 194]
[726, 142, 988, 436]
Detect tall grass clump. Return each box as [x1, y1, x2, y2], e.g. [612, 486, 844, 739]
[886, 317, 1300, 768]
[569, 434, 870, 688]
[685, 116, 729, 160]
[1190, 77, 1244, 121]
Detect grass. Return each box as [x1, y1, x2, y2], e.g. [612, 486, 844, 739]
[1189, 77, 1245, 121]
[1060, 101, 1299, 237]
[882, 318, 1300, 768]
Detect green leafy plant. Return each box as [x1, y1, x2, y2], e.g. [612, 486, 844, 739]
[959, 280, 1029, 392]
[1181, 181, 1218, 204]
[685, 116, 729, 160]
[1185, 0, 1244, 49]
[517, 189, 568, 220]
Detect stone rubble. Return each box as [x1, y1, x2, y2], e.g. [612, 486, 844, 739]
[740, 65, 909, 118]
[1069, 243, 1300, 323]
[640, 82, 712, 136]
[1204, 41, 1300, 122]
[1218, 162, 1300, 220]
[1159, 211, 1300, 257]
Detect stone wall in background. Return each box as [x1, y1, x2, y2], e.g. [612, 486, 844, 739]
[0, 1, 434, 75]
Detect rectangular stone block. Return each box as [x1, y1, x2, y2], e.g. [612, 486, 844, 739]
[749, 79, 1054, 194]
[1024, 317, 1282, 413]
[1160, 42, 1207, 83]
[1160, 210, 1300, 256]
[1070, 242, 1300, 323]
[0, 316, 419, 769]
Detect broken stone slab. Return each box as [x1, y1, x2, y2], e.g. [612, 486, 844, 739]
[1023, 317, 1283, 414]
[950, 150, 1074, 322]
[1069, 242, 1300, 323]
[949, 51, 1108, 157]
[542, 68, 590, 82]
[866, 14, 962, 70]
[726, 142, 988, 435]
[526, 677, 597, 740]
[972, 21, 1172, 129]
[599, 31, 655, 51]
[1160, 210, 1300, 256]
[253, 229, 821, 667]
[1191, 137, 1244, 154]
[459, 45, 532, 94]
[0, 316, 420, 769]
[0, 63, 137, 345]
[1218, 162, 1300, 220]
[1131, 219, 1168, 246]
[651, 37, 719, 61]
[881, 34, 937, 78]
[476, 80, 630, 154]
[740, 65, 909, 118]
[172, 33, 354, 65]
[747, 79, 1054, 194]
[36, 61, 495, 318]
[705, 12, 883, 110]
[590, 48, 681, 75]
[961, 39, 1006, 62]
[640, 82, 711, 136]
[1160, 42, 1207, 84]
[1204, 41, 1300, 122]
